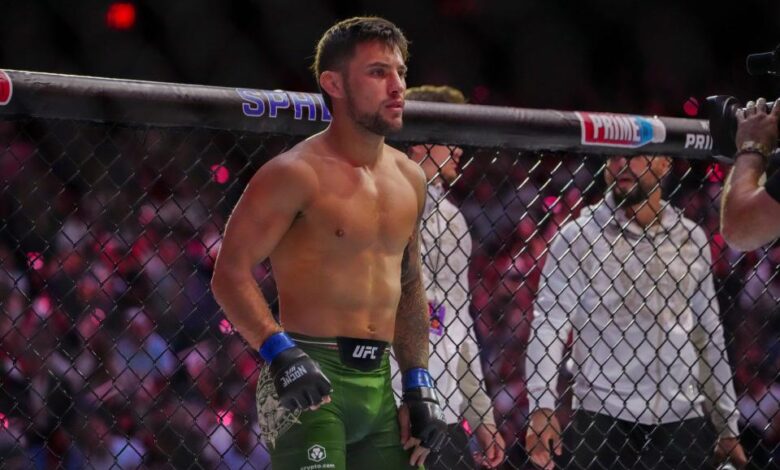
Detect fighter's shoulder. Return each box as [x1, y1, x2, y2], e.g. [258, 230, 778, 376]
[387, 145, 425, 189]
[252, 144, 319, 190]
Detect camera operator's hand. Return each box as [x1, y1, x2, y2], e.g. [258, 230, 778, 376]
[735, 97, 780, 155]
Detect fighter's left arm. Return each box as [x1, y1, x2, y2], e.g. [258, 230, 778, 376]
[394, 211, 430, 372]
[394, 162, 448, 465]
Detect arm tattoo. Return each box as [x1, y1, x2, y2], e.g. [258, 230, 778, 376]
[394, 220, 430, 371]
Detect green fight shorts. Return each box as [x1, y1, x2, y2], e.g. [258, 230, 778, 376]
[256, 333, 423, 470]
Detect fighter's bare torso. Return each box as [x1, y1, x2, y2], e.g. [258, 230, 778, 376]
[269, 136, 424, 341]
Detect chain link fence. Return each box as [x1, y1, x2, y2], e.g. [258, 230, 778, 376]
[1, 74, 778, 469]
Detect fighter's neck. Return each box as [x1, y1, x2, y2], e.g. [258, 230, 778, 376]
[322, 119, 384, 167]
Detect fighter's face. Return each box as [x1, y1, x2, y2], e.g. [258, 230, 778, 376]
[604, 155, 670, 206]
[342, 41, 406, 136]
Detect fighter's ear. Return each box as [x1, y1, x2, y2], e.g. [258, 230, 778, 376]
[319, 70, 345, 100]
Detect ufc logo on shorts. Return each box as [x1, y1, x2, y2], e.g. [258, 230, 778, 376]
[352, 345, 378, 360]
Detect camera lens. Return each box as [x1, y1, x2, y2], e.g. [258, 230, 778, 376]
[705, 95, 740, 156]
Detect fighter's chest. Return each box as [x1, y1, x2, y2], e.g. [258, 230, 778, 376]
[309, 173, 419, 250]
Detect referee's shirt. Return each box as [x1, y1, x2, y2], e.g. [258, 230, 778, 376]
[526, 193, 739, 437]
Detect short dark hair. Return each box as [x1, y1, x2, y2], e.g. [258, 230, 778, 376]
[313, 17, 409, 110]
[405, 85, 466, 104]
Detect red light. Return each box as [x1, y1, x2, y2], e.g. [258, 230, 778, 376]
[106, 2, 136, 30]
[211, 164, 230, 184]
[707, 163, 725, 183]
[683, 97, 699, 117]
[219, 318, 235, 335]
[217, 410, 234, 426]
[26, 251, 44, 270]
[543, 196, 562, 214]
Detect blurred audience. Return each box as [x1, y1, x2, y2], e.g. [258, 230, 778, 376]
[1, 121, 780, 469]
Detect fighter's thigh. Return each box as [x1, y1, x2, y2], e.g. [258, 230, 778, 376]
[346, 399, 421, 470]
[271, 407, 346, 470]
[347, 427, 422, 470]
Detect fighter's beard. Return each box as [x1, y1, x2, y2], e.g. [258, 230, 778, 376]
[353, 109, 398, 136]
[345, 85, 401, 136]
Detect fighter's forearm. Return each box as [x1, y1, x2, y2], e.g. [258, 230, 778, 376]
[211, 270, 281, 350]
[394, 285, 429, 371]
[393, 237, 430, 371]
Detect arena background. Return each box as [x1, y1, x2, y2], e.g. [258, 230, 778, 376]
[1, 1, 779, 113]
[2, 1, 780, 469]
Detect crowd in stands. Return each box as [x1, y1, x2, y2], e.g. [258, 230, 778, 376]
[2, 121, 780, 469]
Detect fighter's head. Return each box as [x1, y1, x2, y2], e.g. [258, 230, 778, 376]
[313, 17, 409, 136]
[406, 85, 466, 184]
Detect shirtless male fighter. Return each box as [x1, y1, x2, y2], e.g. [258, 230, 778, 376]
[211, 16, 447, 469]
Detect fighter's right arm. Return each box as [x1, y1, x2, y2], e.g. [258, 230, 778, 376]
[211, 155, 316, 350]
